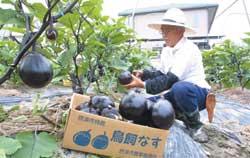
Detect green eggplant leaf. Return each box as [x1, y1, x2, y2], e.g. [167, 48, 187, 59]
[2, 27, 26, 33]
[0, 8, 25, 26]
[0, 136, 22, 156]
[0, 149, 6, 158]
[58, 13, 80, 28]
[26, 3, 47, 21]
[12, 132, 57, 158]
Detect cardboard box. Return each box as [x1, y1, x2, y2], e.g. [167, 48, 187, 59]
[63, 93, 169, 158]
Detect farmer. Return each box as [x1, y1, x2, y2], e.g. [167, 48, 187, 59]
[123, 8, 215, 132]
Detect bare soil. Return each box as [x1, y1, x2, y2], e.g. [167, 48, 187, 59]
[196, 122, 250, 158]
[0, 95, 70, 137]
[219, 87, 250, 105]
[1, 85, 250, 157]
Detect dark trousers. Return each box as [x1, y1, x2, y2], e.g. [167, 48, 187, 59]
[148, 81, 208, 120]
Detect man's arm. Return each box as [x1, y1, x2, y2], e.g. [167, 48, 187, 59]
[145, 72, 179, 94]
[141, 69, 164, 81]
[123, 71, 179, 94]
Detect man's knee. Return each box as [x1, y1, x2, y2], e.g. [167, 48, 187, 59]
[171, 81, 190, 97]
[171, 81, 198, 112]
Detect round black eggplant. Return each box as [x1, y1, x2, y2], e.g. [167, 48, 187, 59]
[98, 68, 105, 76]
[87, 70, 97, 83]
[46, 27, 58, 40]
[151, 99, 175, 130]
[119, 91, 148, 121]
[118, 71, 132, 85]
[98, 63, 104, 69]
[101, 107, 120, 119]
[90, 95, 115, 110]
[80, 107, 98, 115]
[19, 52, 53, 88]
[75, 102, 89, 110]
[133, 100, 154, 126]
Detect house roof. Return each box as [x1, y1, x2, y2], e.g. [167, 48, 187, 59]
[118, 3, 218, 16]
[118, 3, 218, 33]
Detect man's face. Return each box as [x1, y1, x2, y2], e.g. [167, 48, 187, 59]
[160, 25, 184, 47]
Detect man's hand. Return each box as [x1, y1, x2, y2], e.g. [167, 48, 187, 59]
[132, 70, 143, 78]
[123, 75, 144, 89]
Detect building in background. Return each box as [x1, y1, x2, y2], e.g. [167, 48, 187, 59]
[118, 2, 222, 51]
[210, 0, 250, 44]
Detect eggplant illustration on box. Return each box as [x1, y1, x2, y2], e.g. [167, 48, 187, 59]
[91, 132, 109, 150]
[73, 130, 91, 146]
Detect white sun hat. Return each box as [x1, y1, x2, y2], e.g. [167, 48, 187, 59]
[148, 8, 196, 34]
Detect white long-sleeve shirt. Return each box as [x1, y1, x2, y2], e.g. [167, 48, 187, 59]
[159, 37, 210, 89]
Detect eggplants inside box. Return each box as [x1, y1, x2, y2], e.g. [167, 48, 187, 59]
[62, 93, 169, 158]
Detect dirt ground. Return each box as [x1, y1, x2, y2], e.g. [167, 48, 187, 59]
[218, 87, 250, 105]
[0, 83, 70, 98]
[1, 85, 250, 157]
[1, 84, 250, 104]
[0, 83, 69, 97]
[195, 122, 250, 158]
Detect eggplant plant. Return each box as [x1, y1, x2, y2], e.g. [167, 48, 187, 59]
[0, 0, 79, 86]
[45, 0, 154, 94]
[0, 0, 155, 94]
[203, 35, 250, 90]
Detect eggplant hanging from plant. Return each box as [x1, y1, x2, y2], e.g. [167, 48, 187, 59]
[45, 10, 58, 40]
[46, 27, 58, 40]
[19, 42, 53, 88]
[98, 63, 105, 76]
